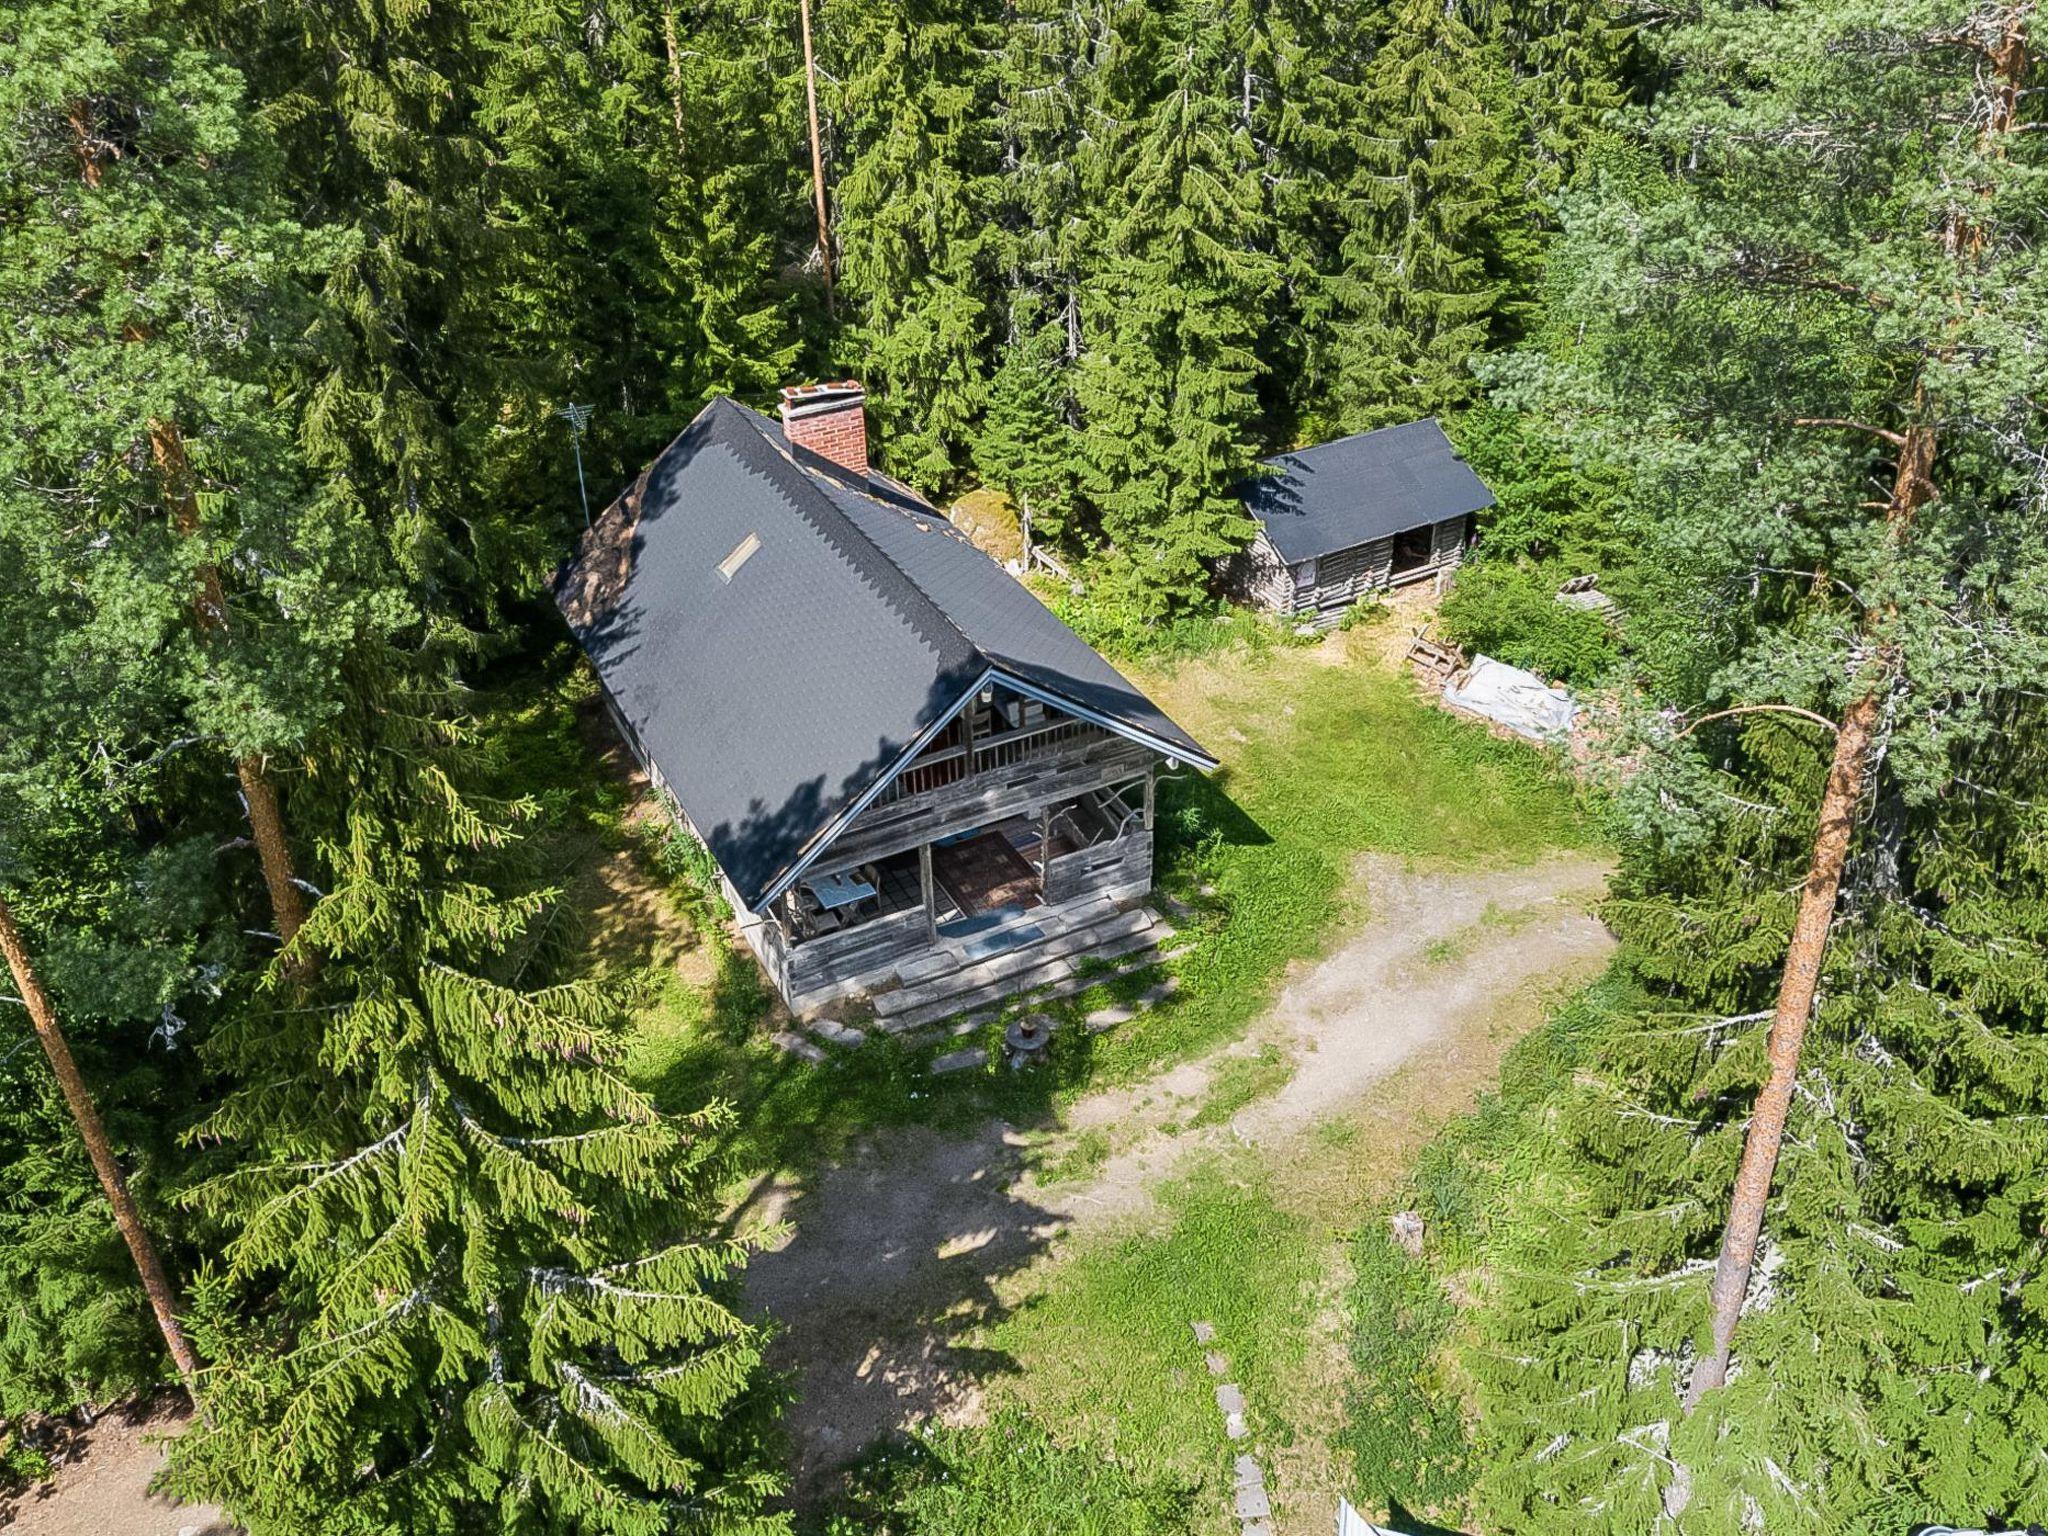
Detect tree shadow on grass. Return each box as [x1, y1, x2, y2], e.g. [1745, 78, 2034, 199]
[739, 1113, 1065, 1489]
[1384, 1496, 1475, 1536]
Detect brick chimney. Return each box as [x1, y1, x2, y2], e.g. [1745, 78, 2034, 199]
[779, 381, 869, 477]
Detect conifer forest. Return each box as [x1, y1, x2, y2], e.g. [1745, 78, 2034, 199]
[2, 0, 2045, 1533]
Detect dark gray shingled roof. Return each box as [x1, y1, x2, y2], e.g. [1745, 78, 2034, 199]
[1241, 418, 1496, 564]
[555, 397, 1212, 909]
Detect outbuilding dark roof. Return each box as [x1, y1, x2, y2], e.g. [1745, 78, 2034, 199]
[1241, 418, 1495, 564]
[555, 397, 1212, 909]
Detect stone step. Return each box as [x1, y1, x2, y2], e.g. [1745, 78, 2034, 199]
[1083, 976, 1182, 1032]
[882, 954, 1077, 1035]
[785, 890, 1157, 1017]
[874, 907, 1161, 1024]
[925, 940, 1178, 1041]
[899, 1015, 988, 1051]
[805, 1019, 867, 1048]
[769, 1029, 826, 1063]
[880, 914, 1165, 1034]
[931, 1044, 988, 1074]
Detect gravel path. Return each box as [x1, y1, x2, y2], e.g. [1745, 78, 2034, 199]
[740, 851, 1615, 1483]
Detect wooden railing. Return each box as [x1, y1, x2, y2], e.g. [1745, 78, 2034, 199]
[879, 745, 969, 802]
[871, 718, 1103, 806]
[971, 716, 1095, 773]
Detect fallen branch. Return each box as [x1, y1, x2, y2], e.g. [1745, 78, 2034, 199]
[1674, 704, 1842, 740]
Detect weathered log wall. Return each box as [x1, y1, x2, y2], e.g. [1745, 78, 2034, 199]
[1229, 514, 1471, 626]
[1223, 529, 1296, 611]
[753, 905, 930, 999]
[1043, 830, 1152, 907]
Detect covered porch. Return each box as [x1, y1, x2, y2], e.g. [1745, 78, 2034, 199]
[749, 779, 1155, 1015]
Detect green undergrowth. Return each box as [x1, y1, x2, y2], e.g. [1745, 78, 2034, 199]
[1340, 1226, 1474, 1517]
[982, 1159, 1323, 1507]
[1337, 975, 1630, 1523]
[1188, 1045, 1293, 1128]
[805, 1411, 1195, 1535]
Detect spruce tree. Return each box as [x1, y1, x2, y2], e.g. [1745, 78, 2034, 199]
[822, 0, 998, 492]
[1071, 0, 1280, 614]
[471, 0, 804, 480]
[977, 0, 1105, 539]
[191, 0, 529, 612]
[1326, 0, 1529, 429]
[974, 317, 1078, 554]
[166, 673, 786, 1535]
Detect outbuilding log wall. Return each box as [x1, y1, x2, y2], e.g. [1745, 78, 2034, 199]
[1229, 513, 1469, 627]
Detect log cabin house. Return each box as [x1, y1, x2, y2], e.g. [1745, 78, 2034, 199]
[1229, 417, 1495, 627]
[555, 383, 1216, 1022]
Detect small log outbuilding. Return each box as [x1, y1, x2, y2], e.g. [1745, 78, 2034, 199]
[555, 383, 1217, 1020]
[1229, 418, 1495, 627]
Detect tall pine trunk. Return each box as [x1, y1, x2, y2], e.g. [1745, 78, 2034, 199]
[0, 893, 201, 1393]
[1685, 6, 2030, 1403]
[145, 420, 312, 963]
[76, 99, 312, 964]
[800, 0, 835, 309]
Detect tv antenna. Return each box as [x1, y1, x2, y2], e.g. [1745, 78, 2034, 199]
[557, 403, 595, 527]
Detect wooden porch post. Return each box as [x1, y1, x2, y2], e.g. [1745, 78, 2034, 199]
[1143, 768, 1156, 831]
[918, 842, 937, 942]
[1039, 805, 1053, 895]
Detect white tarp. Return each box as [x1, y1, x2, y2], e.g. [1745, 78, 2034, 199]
[1336, 1498, 1405, 1535]
[1443, 654, 1577, 742]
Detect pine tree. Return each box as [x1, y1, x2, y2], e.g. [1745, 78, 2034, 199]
[0, 443, 246, 1419]
[1070, 0, 1280, 615]
[166, 672, 786, 1535]
[0, 0, 398, 955]
[0, 891, 199, 1394]
[1458, 0, 2048, 1524]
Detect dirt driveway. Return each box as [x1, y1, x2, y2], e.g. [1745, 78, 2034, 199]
[740, 851, 1615, 1484]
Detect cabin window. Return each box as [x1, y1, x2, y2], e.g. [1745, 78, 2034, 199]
[1296, 557, 1318, 587]
[717, 532, 761, 582]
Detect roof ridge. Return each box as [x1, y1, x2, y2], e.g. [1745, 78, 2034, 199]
[1260, 416, 1446, 466]
[701, 399, 985, 680]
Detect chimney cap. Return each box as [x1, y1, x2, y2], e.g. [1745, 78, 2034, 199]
[779, 380, 866, 419]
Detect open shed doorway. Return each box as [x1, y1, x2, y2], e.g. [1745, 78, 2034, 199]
[1390, 523, 1435, 580]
